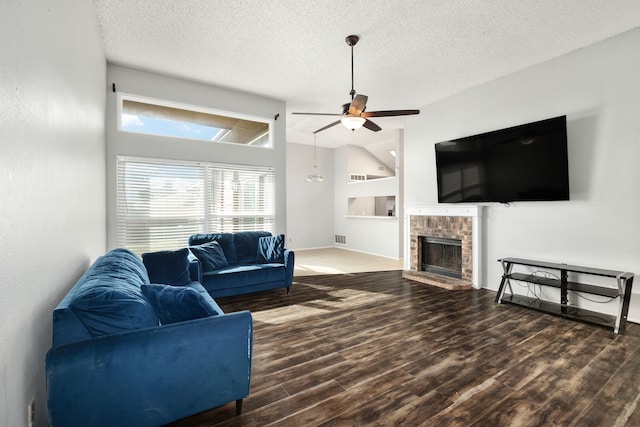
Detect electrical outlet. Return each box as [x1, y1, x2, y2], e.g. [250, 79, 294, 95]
[27, 398, 35, 427]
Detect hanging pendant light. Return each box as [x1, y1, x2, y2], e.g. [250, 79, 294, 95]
[306, 133, 324, 182]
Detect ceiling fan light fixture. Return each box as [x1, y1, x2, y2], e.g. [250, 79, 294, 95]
[341, 116, 366, 130]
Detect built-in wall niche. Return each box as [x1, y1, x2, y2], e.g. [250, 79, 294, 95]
[348, 196, 396, 217]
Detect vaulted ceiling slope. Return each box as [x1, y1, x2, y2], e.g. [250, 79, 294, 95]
[93, 1, 640, 148]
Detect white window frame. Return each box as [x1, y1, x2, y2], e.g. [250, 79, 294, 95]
[116, 156, 276, 254]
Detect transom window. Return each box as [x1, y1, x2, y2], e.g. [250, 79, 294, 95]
[118, 94, 272, 148]
[117, 156, 275, 254]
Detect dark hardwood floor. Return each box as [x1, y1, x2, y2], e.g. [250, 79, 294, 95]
[169, 271, 640, 427]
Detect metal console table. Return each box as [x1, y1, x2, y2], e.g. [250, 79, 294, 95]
[496, 257, 634, 334]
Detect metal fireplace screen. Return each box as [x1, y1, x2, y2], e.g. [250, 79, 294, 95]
[420, 237, 462, 279]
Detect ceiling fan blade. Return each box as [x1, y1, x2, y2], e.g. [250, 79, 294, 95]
[348, 94, 368, 115]
[313, 119, 342, 134]
[363, 119, 381, 132]
[292, 112, 345, 117]
[361, 109, 420, 118]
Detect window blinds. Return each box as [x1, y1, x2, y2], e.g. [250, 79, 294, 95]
[117, 157, 275, 254]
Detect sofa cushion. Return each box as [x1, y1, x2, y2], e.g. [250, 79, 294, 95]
[142, 248, 191, 286]
[257, 234, 285, 263]
[188, 233, 237, 265]
[190, 241, 229, 272]
[87, 248, 151, 287]
[66, 248, 158, 338]
[141, 284, 218, 325]
[234, 231, 272, 264]
[70, 280, 159, 337]
[202, 263, 286, 290]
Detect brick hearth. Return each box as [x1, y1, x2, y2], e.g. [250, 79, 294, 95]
[403, 215, 474, 290]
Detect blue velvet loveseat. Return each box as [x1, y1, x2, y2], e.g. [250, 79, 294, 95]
[45, 248, 253, 427]
[188, 231, 295, 298]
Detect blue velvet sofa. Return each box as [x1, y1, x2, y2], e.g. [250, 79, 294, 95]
[188, 231, 295, 298]
[45, 248, 253, 427]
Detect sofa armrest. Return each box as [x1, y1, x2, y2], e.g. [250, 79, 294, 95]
[188, 254, 202, 283]
[46, 311, 252, 427]
[284, 249, 295, 287]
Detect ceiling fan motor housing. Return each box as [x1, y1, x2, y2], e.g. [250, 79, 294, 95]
[345, 35, 359, 46]
[341, 102, 365, 115]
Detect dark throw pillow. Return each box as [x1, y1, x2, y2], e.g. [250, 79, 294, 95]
[256, 234, 285, 263]
[188, 233, 237, 264]
[189, 241, 229, 272]
[142, 248, 191, 286]
[141, 284, 218, 325]
[235, 231, 272, 264]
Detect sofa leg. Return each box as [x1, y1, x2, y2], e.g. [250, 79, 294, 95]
[286, 287, 290, 295]
[236, 399, 243, 415]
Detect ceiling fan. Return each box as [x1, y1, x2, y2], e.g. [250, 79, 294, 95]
[292, 35, 420, 134]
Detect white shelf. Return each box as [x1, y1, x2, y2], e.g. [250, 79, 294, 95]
[344, 215, 397, 220]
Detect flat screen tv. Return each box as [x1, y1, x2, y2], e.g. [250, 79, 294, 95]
[434, 116, 570, 203]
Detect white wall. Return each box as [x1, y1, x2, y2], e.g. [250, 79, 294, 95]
[285, 132, 404, 259]
[347, 145, 394, 178]
[334, 142, 402, 259]
[286, 143, 335, 249]
[105, 65, 288, 249]
[0, 1, 106, 426]
[404, 28, 640, 321]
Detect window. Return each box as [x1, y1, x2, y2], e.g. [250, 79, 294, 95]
[119, 94, 272, 148]
[117, 157, 275, 254]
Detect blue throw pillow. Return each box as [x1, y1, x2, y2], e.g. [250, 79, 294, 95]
[235, 231, 272, 263]
[141, 284, 218, 325]
[257, 234, 285, 263]
[188, 233, 237, 264]
[190, 241, 229, 272]
[142, 248, 191, 286]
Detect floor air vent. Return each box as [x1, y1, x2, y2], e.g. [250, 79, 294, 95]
[335, 234, 346, 244]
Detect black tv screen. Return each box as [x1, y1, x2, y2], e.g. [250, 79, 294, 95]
[435, 116, 570, 203]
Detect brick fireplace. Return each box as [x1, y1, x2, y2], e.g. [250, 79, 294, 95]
[403, 206, 482, 290]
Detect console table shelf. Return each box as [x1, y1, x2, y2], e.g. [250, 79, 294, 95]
[496, 257, 634, 334]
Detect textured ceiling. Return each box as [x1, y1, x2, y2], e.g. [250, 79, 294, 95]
[93, 0, 640, 149]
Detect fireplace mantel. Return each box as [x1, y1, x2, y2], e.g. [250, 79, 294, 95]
[405, 205, 480, 218]
[404, 205, 482, 289]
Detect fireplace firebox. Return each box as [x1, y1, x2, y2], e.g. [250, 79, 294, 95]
[420, 236, 462, 279]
